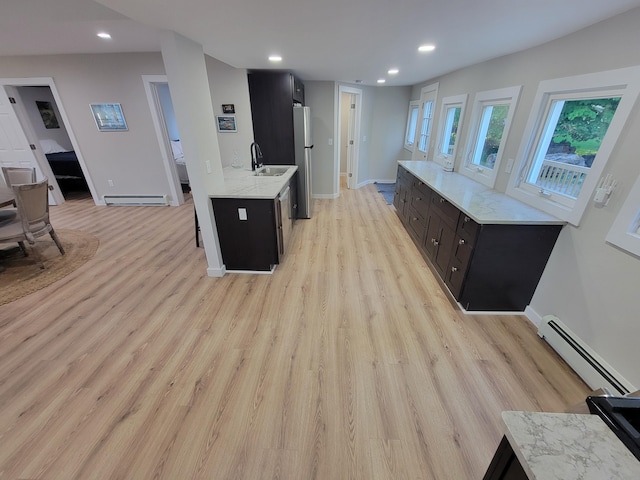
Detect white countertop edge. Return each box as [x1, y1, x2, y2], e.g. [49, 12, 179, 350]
[398, 161, 566, 225]
[208, 165, 298, 199]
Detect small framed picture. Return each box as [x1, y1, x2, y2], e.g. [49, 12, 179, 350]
[36, 101, 60, 129]
[222, 104, 235, 114]
[90, 103, 128, 131]
[216, 115, 237, 132]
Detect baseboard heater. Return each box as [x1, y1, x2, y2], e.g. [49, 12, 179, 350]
[103, 194, 169, 206]
[538, 315, 635, 395]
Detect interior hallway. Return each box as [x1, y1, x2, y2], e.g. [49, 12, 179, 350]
[0, 184, 588, 479]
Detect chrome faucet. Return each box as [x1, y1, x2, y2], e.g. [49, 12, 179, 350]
[250, 142, 264, 171]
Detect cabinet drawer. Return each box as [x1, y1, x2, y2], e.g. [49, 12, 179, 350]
[411, 178, 431, 197]
[410, 189, 430, 219]
[430, 193, 459, 229]
[407, 207, 426, 242]
[457, 214, 480, 244]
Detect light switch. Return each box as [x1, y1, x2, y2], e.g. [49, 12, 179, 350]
[505, 158, 515, 174]
[238, 208, 247, 221]
[205, 160, 212, 173]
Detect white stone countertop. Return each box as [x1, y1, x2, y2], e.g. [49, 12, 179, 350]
[398, 160, 565, 225]
[502, 411, 640, 480]
[208, 165, 298, 199]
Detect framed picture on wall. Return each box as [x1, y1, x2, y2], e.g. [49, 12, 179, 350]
[36, 101, 60, 129]
[216, 115, 237, 132]
[90, 103, 128, 131]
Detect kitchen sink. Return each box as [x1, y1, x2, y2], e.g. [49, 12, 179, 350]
[254, 166, 290, 177]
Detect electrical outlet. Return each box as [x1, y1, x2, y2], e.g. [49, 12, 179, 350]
[108, 179, 114, 187]
[205, 160, 212, 174]
[328, 138, 333, 146]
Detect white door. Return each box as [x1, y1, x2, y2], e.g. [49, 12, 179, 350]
[0, 87, 37, 172]
[346, 94, 356, 189]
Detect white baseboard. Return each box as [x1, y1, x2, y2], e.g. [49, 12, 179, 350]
[207, 265, 226, 277]
[313, 193, 339, 199]
[524, 305, 543, 327]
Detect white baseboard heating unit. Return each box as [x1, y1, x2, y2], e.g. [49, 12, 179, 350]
[103, 194, 169, 206]
[538, 315, 634, 395]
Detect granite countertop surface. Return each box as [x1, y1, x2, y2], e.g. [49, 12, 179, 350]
[502, 411, 640, 480]
[398, 160, 565, 225]
[209, 165, 298, 199]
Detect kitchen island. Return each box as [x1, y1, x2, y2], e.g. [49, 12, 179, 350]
[395, 161, 565, 312]
[210, 165, 298, 272]
[483, 411, 640, 479]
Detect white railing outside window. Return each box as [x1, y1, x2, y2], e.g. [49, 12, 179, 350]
[533, 159, 590, 199]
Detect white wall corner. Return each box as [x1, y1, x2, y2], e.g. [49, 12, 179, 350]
[524, 305, 543, 327]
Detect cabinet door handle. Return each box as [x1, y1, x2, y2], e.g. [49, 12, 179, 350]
[432, 239, 439, 246]
[464, 216, 470, 223]
[451, 266, 458, 273]
[416, 197, 421, 201]
[458, 239, 465, 245]
[439, 198, 445, 203]
[412, 217, 418, 221]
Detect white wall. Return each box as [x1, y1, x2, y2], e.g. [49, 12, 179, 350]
[304, 81, 335, 197]
[205, 55, 254, 168]
[410, 7, 640, 388]
[0, 52, 170, 200]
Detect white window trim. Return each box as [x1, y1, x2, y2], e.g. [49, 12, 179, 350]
[606, 175, 640, 257]
[460, 86, 522, 188]
[404, 100, 420, 152]
[412, 82, 439, 161]
[433, 94, 467, 169]
[507, 66, 640, 226]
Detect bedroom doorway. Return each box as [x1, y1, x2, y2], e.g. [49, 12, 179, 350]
[142, 75, 186, 206]
[0, 77, 97, 205]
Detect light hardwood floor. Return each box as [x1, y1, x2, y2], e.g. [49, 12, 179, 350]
[0, 185, 588, 479]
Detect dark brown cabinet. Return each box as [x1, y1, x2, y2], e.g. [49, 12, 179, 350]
[482, 437, 529, 480]
[212, 176, 297, 272]
[393, 165, 562, 312]
[247, 71, 305, 165]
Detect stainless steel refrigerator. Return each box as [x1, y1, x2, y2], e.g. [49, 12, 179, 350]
[293, 106, 313, 219]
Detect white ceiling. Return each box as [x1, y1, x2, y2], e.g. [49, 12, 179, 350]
[2, 0, 640, 86]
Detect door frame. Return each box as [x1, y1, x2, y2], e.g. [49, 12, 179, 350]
[335, 84, 362, 194]
[0, 77, 98, 204]
[142, 75, 183, 206]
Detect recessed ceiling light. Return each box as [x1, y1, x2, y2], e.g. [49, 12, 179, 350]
[268, 55, 282, 62]
[418, 44, 435, 52]
[388, 68, 399, 75]
[97, 32, 112, 39]
[377, 79, 386, 84]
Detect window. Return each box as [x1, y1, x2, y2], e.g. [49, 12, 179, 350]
[412, 83, 438, 160]
[461, 86, 521, 187]
[508, 67, 640, 226]
[404, 101, 420, 151]
[434, 94, 467, 169]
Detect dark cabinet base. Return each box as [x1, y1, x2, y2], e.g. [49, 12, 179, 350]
[483, 436, 529, 480]
[394, 165, 562, 312]
[212, 198, 279, 271]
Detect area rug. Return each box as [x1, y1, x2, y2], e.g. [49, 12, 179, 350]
[0, 229, 99, 306]
[375, 182, 396, 205]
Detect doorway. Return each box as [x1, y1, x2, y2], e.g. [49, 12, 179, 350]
[0, 77, 97, 205]
[336, 85, 362, 193]
[142, 75, 185, 206]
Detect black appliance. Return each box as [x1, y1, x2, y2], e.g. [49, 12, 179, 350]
[586, 395, 640, 461]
